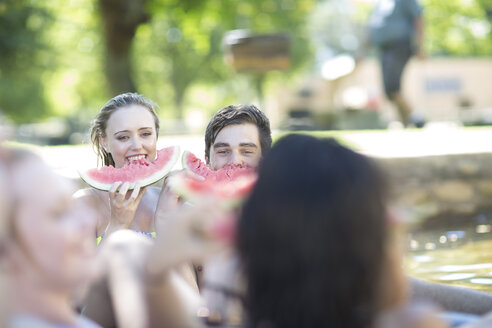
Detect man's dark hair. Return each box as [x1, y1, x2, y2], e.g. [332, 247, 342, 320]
[237, 134, 389, 328]
[204, 104, 272, 161]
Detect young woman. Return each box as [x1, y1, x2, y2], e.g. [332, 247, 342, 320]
[77, 93, 199, 327]
[73, 93, 162, 238]
[1, 147, 100, 328]
[0, 149, 9, 325]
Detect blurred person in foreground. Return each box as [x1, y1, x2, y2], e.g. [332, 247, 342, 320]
[358, 0, 425, 127]
[0, 146, 8, 326]
[236, 133, 445, 327]
[0, 147, 101, 328]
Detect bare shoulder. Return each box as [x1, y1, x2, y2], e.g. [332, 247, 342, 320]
[73, 188, 108, 215]
[73, 187, 96, 198]
[74, 187, 103, 203]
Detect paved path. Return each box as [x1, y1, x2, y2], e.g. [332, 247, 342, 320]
[341, 125, 492, 158]
[32, 125, 492, 180]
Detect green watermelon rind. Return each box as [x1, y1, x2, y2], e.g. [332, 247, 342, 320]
[167, 173, 252, 209]
[79, 145, 180, 191]
[176, 150, 257, 208]
[181, 150, 212, 179]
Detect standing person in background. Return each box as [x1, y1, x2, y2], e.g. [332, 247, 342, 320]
[359, 0, 425, 127]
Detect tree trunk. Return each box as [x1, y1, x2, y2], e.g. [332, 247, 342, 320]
[173, 87, 185, 120]
[98, 0, 148, 96]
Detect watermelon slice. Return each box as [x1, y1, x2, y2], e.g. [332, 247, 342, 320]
[169, 151, 257, 208]
[181, 150, 255, 181]
[79, 145, 180, 191]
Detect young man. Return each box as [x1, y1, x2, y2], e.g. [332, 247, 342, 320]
[204, 104, 271, 170]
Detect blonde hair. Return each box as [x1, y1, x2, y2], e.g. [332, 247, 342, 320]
[90, 93, 160, 167]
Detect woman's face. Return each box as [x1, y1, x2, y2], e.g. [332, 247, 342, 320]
[11, 157, 97, 290]
[102, 105, 158, 168]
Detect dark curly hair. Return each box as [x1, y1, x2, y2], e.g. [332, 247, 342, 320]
[204, 104, 271, 162]
[237, 134, 389, 328]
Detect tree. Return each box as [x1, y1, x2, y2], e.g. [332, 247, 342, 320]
[475, 0, 492, 37]
[0, 0, 53, 123]
[98, 0, 149, 96]
[423, 0, 492, 56]
[134, 0, 317, 119]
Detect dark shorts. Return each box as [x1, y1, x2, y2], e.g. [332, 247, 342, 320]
[379, 39, 413, 97]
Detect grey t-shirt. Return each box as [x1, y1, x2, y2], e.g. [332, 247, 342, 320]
[369, 0, 422, 46]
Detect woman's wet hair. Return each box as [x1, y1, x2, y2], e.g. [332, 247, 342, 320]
[237, 134, 389, 328]
[90, 93, 160, 167]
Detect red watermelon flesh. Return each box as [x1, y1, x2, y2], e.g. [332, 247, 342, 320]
[181, 150, 255, 180]
[79, 145, 180, 191]
[172, 151, 258, 207]
[208, 212, 237, 244]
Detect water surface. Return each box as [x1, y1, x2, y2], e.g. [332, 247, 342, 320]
[404, 212, 492, 292]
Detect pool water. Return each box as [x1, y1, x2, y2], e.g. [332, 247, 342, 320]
[404, 212, 492, 293]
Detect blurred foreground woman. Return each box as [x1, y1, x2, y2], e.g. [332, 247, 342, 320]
[0, 148, 101, 328]
[0, 148, 9, 326]
[236, 134, 447, 328]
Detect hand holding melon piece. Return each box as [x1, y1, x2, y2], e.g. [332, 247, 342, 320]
[170, 151, 257, 209]
[148, 201, 235, 274]
[105, 181, 147, 235]
[182, 150, 256, 180]
[167, 172, 257, 209]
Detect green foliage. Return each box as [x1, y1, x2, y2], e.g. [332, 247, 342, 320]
[134, 0, 316, 119]
[0, 0, 52, 123]
[4, 0, 492, 126]
[0, 0, 106, 123]
[42, 0, 106, 119]
[423, 0, 492, 56]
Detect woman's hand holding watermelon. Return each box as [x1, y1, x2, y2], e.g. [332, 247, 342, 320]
[105, 181, 147, 236]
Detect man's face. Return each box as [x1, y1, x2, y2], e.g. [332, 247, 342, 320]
[208, 123, 262, 170]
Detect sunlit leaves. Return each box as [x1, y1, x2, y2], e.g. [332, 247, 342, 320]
[423, 0, 492, 56]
